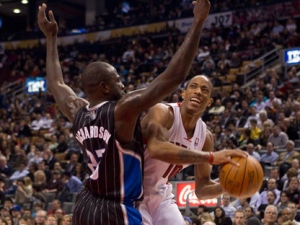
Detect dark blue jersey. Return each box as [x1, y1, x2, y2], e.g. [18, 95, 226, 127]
[72, 101, 144, 204]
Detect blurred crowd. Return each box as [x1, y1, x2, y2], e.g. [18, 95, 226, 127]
[0, 0, 299, 225]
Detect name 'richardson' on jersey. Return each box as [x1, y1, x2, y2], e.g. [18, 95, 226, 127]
[75, 126, 112, 144]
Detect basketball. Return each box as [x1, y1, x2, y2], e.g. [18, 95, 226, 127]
[219, 156, 264, 198]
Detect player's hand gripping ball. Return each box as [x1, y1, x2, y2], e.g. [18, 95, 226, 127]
[219, 156, 264, 198]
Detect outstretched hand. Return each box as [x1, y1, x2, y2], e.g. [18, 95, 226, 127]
[192, 0, 211, 23]
[37, 3, 58, 38]
[211, 149, 248, 166]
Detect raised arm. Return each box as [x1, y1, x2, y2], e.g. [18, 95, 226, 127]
[142, 104, 248, 165]
[37, 4, 88, 123]
[115, 0, 211, 142]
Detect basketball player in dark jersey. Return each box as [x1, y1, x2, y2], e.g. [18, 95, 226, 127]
[38, 1, 212, 224]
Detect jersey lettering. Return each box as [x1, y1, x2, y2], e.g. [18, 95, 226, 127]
[162, 164, 183, 179]
[86, 149, 105, 180]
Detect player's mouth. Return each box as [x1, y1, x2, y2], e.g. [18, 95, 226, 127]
[190, 97, 202, 105]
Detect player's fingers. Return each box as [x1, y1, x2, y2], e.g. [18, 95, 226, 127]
[48, 10, 55, 23]
[227, 158, 240, 167]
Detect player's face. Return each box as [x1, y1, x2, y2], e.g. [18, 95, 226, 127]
[181, 76, 213, 114]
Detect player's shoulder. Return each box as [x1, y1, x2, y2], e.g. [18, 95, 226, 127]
[64, 96, 89, 122]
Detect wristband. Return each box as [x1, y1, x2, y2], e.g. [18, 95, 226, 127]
[208, 151, 214, 164]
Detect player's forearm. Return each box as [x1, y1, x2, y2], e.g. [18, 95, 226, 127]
[46, 36, 65, 88]
[164, 20, 205, 81]
[195, 180, 224, 200]
[148, 141, 210, 164]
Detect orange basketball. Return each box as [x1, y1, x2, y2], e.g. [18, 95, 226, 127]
[219, 156, 264, 198]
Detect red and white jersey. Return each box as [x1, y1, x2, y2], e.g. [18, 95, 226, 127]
[143, 102, 207, 196]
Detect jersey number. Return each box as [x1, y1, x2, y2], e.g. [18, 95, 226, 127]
[162, 164, 183, 179]
[86, 149, 105, 180]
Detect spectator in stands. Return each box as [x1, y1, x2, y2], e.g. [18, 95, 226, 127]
[60, 214, 72, 225]
[31, 183, 46, 203]
[246, 143, 261, 161]
[33, 170, 47, 191]
[27, 145, 44, 167]
[74, 163, 86, 182]
[229, 52, 242, 69]
[276, 190, 291, 211]
[43, 148, 58, 171]
[31, 202, 44, 218]
[53, 134, 68, 154]
[281, 159, 300, 184]
[9, 161, 28, 181]
[45, 214, 58, 225]
[245, 206, 262, 225]
[281, 207, 296, 225]
[262, 205, 278, 225]
[31, 114, 46, 131]
[47, 199, 63, 215]
[258, 127, 273, 148]
[282, 118, 299, 141]
[53, 208, 64, 225]
[244, 106, 259, 128]
[197, 205, 208, 218]
[37, 160, 51, 183]
[258, 110, 274, 130]
[64, 153, 78, 175]
[14, 178, 32, 205]
[268, 126, 289, 150]
[287, 201, 300, 222]
[199, 212, 214, 225]
[10, 145, 27, 169]
[63, 170, 82, 194]
[252, 91, 266, 112]
[17, 119, 32, 138]
[43, 170, 64, 197]
[274, 140, 300, 167]
[260, 142, 279, 166]
[283, 177, 300, 205]
[10, 204, 22, 225]
[213, 206, 232, 225]
[233, 209, 245, 225]
[257, 190, 277, 219]
[35, 209, 47, 225]
[258, 178, 281, 206]
[210, 72, 223, 87]
[238, 128, 255, 150]
[0, 155, 13, 178]
[221, 194, 236, 219]
[249, 119, 261, 142]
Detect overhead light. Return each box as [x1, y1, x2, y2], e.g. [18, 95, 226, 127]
[21, 0, 28, 4]
[13, 9, 21, 13]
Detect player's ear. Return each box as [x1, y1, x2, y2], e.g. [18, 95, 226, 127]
[208, 98, 213, 107]
[181, 90, 186, 100]
[99, 81, 109, 93]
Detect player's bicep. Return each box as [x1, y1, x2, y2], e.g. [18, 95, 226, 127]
[51, 85, 88, 123]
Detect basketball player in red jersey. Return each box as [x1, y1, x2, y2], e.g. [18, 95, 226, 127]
[139, 75, 248, 225]
[37, 1, 244, 225]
